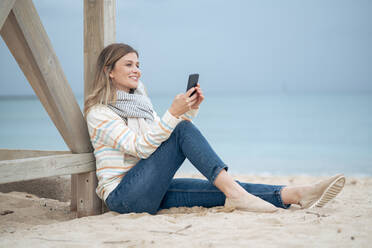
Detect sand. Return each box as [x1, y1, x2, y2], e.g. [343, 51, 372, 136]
[0, 174, 371, 247]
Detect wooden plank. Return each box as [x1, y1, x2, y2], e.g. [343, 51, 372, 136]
[0, 153, 95, 184]
[0, 0, 16, 30]
[0, 149, 70, 161]
[0, 1, 93, 154]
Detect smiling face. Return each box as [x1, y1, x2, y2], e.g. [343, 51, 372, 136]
[109, 52, 141, 92]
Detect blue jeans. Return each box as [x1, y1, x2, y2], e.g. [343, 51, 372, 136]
[106, 121, 290, 214]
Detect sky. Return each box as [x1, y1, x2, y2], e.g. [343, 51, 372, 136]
[0, 0, 371, 96]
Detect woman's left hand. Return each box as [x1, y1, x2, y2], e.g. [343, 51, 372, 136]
[190, 83, 204, 109]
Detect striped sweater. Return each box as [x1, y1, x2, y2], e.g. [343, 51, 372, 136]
[86, 104, 198, 201]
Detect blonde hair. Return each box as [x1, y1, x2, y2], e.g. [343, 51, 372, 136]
[84, 43, 138, 116]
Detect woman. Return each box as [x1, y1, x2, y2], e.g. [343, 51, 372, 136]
[84, 43, 345, 214]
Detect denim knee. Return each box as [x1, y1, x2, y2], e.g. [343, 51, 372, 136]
[174, 120, 199, 137]
[175, 120, 194, 131]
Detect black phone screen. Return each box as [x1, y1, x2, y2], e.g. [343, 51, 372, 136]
[187, 74, 199, 96]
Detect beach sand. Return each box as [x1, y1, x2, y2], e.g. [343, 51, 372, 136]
[0, 174, 371, 247]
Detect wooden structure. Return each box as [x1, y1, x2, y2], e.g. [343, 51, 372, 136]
[0, 0, 115, 217]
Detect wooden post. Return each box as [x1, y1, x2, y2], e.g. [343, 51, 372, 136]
[73, 0, 116, 216]
[84, 0, 116, 97]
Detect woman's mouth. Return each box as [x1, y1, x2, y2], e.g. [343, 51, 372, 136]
[129, 76, 138, 81]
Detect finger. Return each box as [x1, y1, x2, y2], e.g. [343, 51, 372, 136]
[195, 89, 203, 99]
[195, 94, 204, 105]
[188, 93, 198, 102]
[186, 87, 196, 97]
[194, 87, 202, 95]
[188, 99, 198, 107]
[196, 90, 202, 98]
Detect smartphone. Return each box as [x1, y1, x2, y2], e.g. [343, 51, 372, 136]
[186, 73, 199, 97]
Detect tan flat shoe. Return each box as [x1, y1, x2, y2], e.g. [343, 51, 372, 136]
[299, 174, 346, 209]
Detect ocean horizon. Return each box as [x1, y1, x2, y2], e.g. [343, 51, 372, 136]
[1, 92, 371, 176]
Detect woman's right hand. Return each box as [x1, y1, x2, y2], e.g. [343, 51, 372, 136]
[168, 87, 198, 118]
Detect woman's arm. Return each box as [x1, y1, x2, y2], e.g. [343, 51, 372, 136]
[87, 85, 203, 159]
[87, 105, 182, 159]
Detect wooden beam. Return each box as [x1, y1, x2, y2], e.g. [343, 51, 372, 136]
[103, 0, 116, 47]
[77, 170, 102, 217]
[71, 0, 116, 217]
[0, 153, 95, 184]
[0, 0, 16, 30]
[0, 149, 70, 161]
[0, 1, 93, 154]
[84, 0, 116, 98]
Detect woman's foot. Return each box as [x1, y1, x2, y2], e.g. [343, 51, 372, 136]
[282, 174, 346, 209]
[298, 174, 345, 209]
[225, 194, 278, 213]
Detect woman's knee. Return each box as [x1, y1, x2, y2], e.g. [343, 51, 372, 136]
[177, 120, 193, 128]
[174, 120, 197, 134]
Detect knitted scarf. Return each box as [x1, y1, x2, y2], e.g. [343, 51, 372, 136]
[108, 81, 154, 122]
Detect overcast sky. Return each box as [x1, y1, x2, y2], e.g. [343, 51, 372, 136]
[0, 0, 371, 96]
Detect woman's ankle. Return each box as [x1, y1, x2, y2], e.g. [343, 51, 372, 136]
[281, 186, 302, 205]
[214, 170, 247, 199]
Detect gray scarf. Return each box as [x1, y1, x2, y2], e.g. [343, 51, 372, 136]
[108, 81, 154, 122]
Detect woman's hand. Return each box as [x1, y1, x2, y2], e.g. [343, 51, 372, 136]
[190, 83, 204, 109]
[168, 87, 198, 118]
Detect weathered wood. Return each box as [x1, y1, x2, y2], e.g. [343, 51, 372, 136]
[0, 1, 93, 154]
[1, 0, 95, 216]
[0, 153, 95, 184]
[103, 0, 116, 48]
[72, 0, 116, 216]
[71, 174, 78, 211]
[77, 171, 102, 217]
[0, 149, 70, 161]
[1, 11, 59, 133]
[0, 0, 16, 30]
[83, 0, 116, 98]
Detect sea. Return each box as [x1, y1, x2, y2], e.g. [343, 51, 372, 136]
[1, 92, 371, 176]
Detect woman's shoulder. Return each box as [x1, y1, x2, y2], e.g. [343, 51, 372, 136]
[86, 104, 121, 123]
[87, 104, 111, 115]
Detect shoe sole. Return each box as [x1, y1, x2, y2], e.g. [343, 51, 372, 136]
[308, 175, 346, 209]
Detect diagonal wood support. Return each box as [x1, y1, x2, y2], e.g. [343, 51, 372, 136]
[0, 0, 16, 30]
